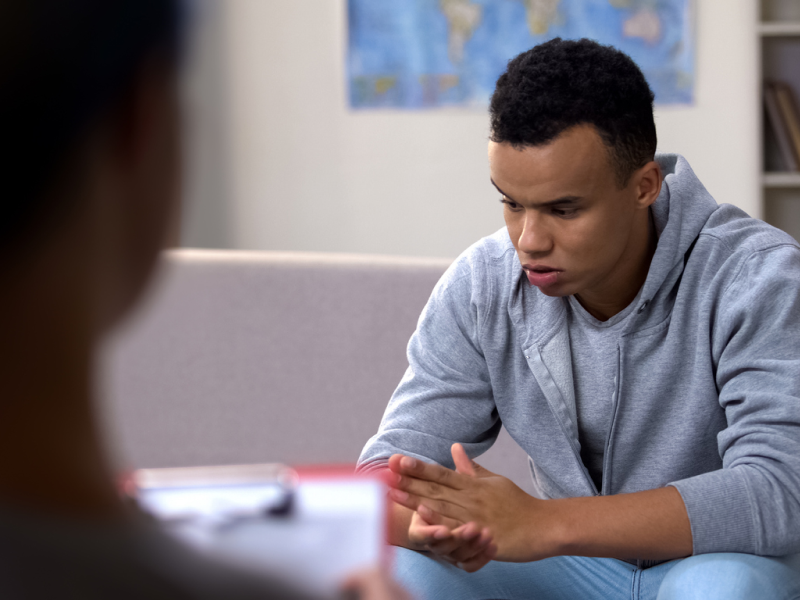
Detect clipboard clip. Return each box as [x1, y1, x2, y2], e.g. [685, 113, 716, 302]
[129, 463, 299, 528]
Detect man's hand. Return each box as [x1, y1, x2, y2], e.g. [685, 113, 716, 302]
[407, 509, 497, 572]
[388, 444, 694, 563]
[388, 444, 549, 562]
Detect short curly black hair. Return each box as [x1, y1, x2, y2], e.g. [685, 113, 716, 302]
[490, 38, 656, 187]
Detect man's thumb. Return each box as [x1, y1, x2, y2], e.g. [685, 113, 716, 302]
[452, 443, 477, 476]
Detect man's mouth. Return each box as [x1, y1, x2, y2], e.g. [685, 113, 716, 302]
[523, 264, 562, 288]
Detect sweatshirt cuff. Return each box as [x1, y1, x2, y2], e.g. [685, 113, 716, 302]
[669, 468, 757, 555]
[355, 458, 389, 474]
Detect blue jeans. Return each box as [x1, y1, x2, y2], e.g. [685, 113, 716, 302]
[393, 547, 800, 600]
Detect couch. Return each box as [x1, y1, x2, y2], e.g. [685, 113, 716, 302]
[101, 249, 534, 494]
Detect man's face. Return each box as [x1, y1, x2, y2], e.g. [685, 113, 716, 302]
[488, 124, 650, 300]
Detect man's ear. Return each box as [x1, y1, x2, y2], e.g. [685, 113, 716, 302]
[634, 160, 662, 209]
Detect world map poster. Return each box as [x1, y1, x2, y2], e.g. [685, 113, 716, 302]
[347, 0, 694, 109]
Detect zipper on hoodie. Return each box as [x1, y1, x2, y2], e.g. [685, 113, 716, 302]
[565, 418, 602, 497]
[560, 424, 600, 497]
[531, 345, 601, 497]
[599, 343, 623, 496]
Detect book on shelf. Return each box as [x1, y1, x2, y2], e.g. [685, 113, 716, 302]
[765, 81, 800, 172]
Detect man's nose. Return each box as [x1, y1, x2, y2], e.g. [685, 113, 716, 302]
[517, 211, 553, 256]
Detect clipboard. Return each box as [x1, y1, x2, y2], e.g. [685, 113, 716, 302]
[127, 463, 389, 597]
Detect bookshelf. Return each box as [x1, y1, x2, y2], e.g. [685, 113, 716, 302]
[761, 0, 800, 240]
[758, 21, 800, 36]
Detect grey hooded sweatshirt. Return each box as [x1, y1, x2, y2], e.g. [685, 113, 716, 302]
[358, 154, 800, 558]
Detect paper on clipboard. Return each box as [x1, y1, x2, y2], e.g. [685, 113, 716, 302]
[130, 463, 388, 597]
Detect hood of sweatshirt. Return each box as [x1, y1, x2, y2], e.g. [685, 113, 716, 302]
[637, 153, 719, 322]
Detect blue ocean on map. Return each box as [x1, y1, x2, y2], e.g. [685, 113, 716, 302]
[347, 0, 693, 109]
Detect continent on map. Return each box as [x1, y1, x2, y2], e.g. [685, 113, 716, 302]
[419, 74, 460, 105]
[523, 0, 561, 36]
[623, 7, 662, 45]
[439, 0, 482, 64]
[351, 76, 398, 106]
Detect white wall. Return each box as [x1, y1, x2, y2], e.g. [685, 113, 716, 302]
[182, 0, 761, 257]
[180, 0, 234, 248]
[654, 0, 760, 220]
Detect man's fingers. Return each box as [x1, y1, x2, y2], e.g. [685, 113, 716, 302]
[388, 488, 469, 523]
[451, 443, 494, 479]
[428, 523, 481, 555]
[437, 524, 496, 574]
[388, 454, 467, 490]
[417, 504, 462, 529]
[407, 506, 463, 547]
[449, 526, 493, 563]
[426, 538, 464, 557]
[453, 543, 498, 573]
[451, 523, 491, 542]
[408, 510, 455, 546]
[427, 523, 497, 573]
[424, 522, 495, 571]
[391, 473, 460, 505]
[451, 443, 476, 476]
[387, 487, 420, 512]
[408, 523, 450, 546]
[426, 522, 481, 556]
[420, 499, 469, 523]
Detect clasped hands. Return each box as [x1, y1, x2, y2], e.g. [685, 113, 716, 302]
[387, 443, 549, 572]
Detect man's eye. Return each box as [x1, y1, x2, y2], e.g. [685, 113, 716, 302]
[499, 198, 521, 211]
[553, 208, 578, 217]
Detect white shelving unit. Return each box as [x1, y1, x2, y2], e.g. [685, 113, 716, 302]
[760, 1, 800, 240]
[763, 172, 800, 187]
[758, 21, 800, 36]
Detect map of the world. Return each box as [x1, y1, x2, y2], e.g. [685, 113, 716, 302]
[347, 0, 694, 109]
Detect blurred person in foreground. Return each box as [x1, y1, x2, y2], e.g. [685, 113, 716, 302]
[0, 2, 407, 599]
[359, 39, 800, 599]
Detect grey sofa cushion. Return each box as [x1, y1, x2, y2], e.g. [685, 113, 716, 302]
[101, 249, 533, 494]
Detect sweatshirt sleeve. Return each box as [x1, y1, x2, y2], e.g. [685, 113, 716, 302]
[670, 243, 800, 556]
[356, 251, 500, 473]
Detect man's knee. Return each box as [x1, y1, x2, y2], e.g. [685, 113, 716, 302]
[657, 554, 794, 600]
[391, 547, 548, 600]
[393, 547, 475, 600]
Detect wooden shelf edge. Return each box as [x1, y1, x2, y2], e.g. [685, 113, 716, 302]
[759, 22, 800, 36]
[763, 172, 800, 187]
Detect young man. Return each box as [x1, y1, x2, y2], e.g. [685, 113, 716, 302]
[0, 2, 408, 598]
[358, 38, 800, 599]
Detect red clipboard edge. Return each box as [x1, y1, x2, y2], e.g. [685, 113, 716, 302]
[293, 463, 393, 569]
